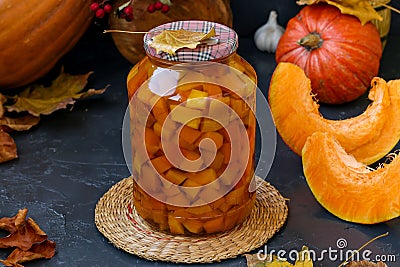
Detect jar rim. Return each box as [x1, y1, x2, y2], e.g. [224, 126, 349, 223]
[143, 20, 238, 62]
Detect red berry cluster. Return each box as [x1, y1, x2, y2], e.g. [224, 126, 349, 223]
[147, 1, 170, 13]
[90, 1, 113, 19]
[117, 5, 134, 21]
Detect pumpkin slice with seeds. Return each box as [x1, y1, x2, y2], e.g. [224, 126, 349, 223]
[268, 62, 400, 164]
[302, 131, 400, 224]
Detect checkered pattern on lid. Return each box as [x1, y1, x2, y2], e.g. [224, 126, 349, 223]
[144, 20, 238, 62]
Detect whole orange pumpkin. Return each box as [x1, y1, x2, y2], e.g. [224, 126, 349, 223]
[275, 4, 382, 104]
[0, 0, 93, 90]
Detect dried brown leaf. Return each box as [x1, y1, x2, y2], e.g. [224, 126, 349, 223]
[149, 27, 216, 55]
[6, 69, 108, 117]
[0, 130, 17, 163]
[0, 114, 40, 132]
[0, 209, 28, 234]
[1, 240, 56, 267]
[296, 0, 382, 25]
[0, 215, 47, 251]
[0, 94, 6, 117]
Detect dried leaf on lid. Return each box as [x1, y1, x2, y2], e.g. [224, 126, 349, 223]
[149, 27, 216, 55]
[296, 0, 382, 25]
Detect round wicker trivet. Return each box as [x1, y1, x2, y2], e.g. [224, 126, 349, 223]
[95, 176, 288, 263]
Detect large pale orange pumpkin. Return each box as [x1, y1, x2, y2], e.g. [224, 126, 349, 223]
[302, 131, 400, 224]
[268, 62, 400, 164]
[275, 3, 382, 104]
[0, 0, 93, 90]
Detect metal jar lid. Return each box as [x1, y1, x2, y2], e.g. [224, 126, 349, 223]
[143, 20, 238, 62]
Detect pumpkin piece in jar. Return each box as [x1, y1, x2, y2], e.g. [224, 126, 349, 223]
[203, 217, 224, 233]
[139, 164, 162, 193]
[151, 97, 169, 124]
[179, 148, 203, 171]
[185, 204, 214, 216]
[230, 98, 250, 119]
[182, 219, 204, 234]
[187, 168, 218, 186]
[150, 155, 172, 174]
[200, 118, 224, 132]
[225, 186, 248, 206]
[196, 132, 224, 151]
[164, 169, 188, 185]
[224, 209, 241, 230]
[167, 215, 185, 234]
[179, 125, 202, 144]
[202, 150, 225, 171]
[170, 105, 202, 129]
[144, 128, 160, 156]
[186, 89, 209, 109]
[181, 180, 202, 202]
[166, 193, 191, 207]
[152, 122, 162, 137]
[203, 83, 222, 96]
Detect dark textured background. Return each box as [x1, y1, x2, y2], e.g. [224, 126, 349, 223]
[1, 0, 399, 266]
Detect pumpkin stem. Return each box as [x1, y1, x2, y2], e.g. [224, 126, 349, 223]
[298, 33, 323, 51]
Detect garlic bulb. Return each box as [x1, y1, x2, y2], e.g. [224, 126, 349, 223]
[254, 10, 285, 53]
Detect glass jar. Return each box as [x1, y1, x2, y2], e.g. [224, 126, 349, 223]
[126, 21, 257, 235]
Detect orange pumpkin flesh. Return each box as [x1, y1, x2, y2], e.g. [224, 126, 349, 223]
[0, 0, 93, 89]
[268, 62, 400, 164]
[302, 132, 400, 224]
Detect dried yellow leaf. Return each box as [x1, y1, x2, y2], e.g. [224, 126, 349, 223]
[6, 69, 108, 117]
[0, 114, 40, 132]
[245, 246, 313, 267]
[149, 27, 216, 55]
[297, 0, 382, 25]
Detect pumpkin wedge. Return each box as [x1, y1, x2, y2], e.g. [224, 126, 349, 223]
[268, 62, 400, 164]
[302, 132, 400, 224]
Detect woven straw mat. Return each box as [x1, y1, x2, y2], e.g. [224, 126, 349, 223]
[94, 176, 288, 263]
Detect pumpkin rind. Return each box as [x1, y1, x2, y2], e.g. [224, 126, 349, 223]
[275, 3, 382, 104]
[109, 0, 233, 64]
[268, 62, 400, 164]
[0, 0, 93, 90]
[302, 132, 400, 224]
